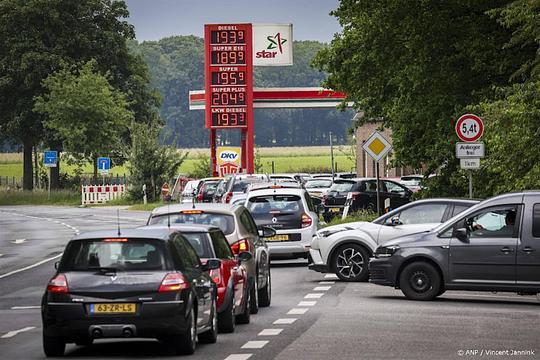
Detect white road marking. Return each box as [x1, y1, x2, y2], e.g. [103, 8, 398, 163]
[0, 254, 3, 258]
[273, 318, 296, 325]
[298, 301, 317, 306]
[11, 239, 26, 244]
[0, 253, 63, 279]
[11, 306, 41, 310]
[287, 308, 309, 315]
[224, 355, 252, 360]
[1, 326, 36, 338]
[304, 293, 324, 299]
[258, 328, 283, 336]
[314, 286, 331, 291]
[241, 341, 268, 349]
[318, 281, 335, 285]
[324, 274, 338, 279]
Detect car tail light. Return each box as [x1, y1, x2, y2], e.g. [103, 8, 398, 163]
[301, 213, 312, 228]
[230, 239, 250, 255]
[159, 273, 188, 292]
[47, 274, 69, 293]
[209, 268, 222, 285]
[224, 192, 233, 203]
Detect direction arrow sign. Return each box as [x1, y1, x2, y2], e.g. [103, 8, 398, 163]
[97, 157, 111, 174]
[456, 142, 485, 158]
[362, 131, 392, 162]
[43, 151, 58, 168]
[455, 114, 484, 142]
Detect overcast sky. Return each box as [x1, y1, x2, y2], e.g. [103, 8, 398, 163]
[124, 0, 342, 43]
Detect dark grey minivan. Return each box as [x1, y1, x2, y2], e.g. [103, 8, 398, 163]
[369, 191, 540, 300]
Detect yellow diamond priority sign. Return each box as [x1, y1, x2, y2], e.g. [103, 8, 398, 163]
[362, 131, 392, 162]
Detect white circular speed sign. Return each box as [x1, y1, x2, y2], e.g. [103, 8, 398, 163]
[455, 114, 484, 142]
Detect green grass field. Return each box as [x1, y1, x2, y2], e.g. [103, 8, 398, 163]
[0, 146, 356, 178]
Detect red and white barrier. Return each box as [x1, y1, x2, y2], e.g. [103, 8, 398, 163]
[81, 184, 126, 205]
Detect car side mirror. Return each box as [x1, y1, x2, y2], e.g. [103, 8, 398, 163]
[202, 258, 221, 271]
[54, 261, 59, 270]
[237, 251, 252, 264]
[453, 228, 469, 242]
[258, 226, 276, 238]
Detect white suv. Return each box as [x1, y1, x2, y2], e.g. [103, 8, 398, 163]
[245, 186, 318, 259]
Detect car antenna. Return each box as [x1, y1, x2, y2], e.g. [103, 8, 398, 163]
[117, 209, 121, 236]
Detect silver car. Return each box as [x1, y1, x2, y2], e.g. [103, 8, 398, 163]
[147, 203, 272, 313]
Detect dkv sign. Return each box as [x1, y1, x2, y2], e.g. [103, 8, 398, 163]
[253, 24, 293, 66]
[217, 147, 242, 176]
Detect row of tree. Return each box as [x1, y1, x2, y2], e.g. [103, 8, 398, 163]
[314, 0, 540, 198]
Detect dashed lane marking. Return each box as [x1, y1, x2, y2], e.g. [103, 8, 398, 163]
[241, 341, 268, 349]
[11, 239, 26, 244]
[224, 355, 252, 360]
[314, 286, 332, 291]
[287, 308, 309, 315]
[273, 318, 297, 325]
[258, 328, 283, 336]
[304, 293, 324, 299]
[298, 301, 317, 307]
[0, 254, 3, 258]
[318, 281, 335, 285]
[1, 326, 36, 339]
[11, 306, 41, 310]
[324, 274, 338, 279]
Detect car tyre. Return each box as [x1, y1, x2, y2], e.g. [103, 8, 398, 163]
[249, 279, 259, 314]
[217, 293, 235, 333]
[399, 262, 441, 301]
[43, 333, 66, 357]
[198, 297, 218, 344]
[331, 243, 370, 282]
[170, 305, 197, 355]
[258, 270, 271, 307]
[236, 286, 251, 324]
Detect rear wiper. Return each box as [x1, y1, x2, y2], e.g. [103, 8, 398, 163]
[88, 267, 119, 274]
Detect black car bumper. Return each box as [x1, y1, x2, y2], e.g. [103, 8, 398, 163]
[42, 300, 187, 340]
[368, 257, 398, 287]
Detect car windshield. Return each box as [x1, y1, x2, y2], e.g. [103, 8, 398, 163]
[247, 194, 303, 215]
[182, 232, 214, 258]
[329, 182, 354, 192]
[148, 212, 235, 235]
[61, 238, 166, 271]
[305, 179, 332, 188]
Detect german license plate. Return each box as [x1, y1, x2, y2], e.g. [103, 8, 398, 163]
[90, 303, 136, 314]
[330, 207, 341, 213]
[266, 234, 290, 241]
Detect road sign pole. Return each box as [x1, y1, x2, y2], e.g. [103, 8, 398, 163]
[469, 171, 473, 199]
[376, 161, 380, 215]
[48, 167, 51, 200]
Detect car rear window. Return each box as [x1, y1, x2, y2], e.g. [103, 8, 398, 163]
[232, 179, 266, 192]
[247, 194, 304, 215]
[305, 179, 332, 188]
[148, 212, 235, 235]
[61, 238, 167, 271]
[329, 182, 354, 192]
[182, 233, 214, 258]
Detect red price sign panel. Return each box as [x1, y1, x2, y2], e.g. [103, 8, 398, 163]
[205, 24, 253, 129]
[455, 114, 484, 142]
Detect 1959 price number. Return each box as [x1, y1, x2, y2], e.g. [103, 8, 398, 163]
[211, 113, 246, 127]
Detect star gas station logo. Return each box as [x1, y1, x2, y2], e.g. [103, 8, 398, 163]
[256, 33, 287, 58]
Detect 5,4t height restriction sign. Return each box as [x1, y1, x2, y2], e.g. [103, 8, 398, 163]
[455, 114, 484, 142]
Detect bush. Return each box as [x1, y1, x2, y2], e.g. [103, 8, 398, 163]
[322, 209, 378, 227]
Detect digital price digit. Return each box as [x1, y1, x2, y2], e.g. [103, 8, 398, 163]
[211, 92, 246, 106]
[211, 112, 246, 127]
[211, 50, 246, 65]
[211, 30, 245, 44]
[211, 71, 246, 85]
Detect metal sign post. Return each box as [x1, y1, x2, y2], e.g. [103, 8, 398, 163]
[376, 162, 380, 214]
[43, 151, 58, 199]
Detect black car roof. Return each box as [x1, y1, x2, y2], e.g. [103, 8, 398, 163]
[71, 228, 176, 241]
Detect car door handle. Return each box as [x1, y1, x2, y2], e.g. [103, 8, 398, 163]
[522, 247, 534, 254]
[500, 247, 514, 253]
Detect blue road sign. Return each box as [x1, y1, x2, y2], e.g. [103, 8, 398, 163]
[97, 157, 111, 173]
[44, 151, 58, 167]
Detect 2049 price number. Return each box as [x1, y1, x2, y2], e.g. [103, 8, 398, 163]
[211, 113, 246, 127]
[211, 50, 245, 65]
[211, 71, 246, 85]
[210, 30, 245, 44]
[212, 92, 246, 106]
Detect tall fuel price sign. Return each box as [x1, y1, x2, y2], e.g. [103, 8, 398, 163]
[205, 24, 254, 175]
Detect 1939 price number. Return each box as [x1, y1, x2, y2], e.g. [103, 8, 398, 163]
[211, 112, 246, 127]
[211, 50, 246, 65]
[210, 30, 246, 44]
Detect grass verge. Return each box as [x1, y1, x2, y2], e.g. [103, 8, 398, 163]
[0, 189, 80, 206]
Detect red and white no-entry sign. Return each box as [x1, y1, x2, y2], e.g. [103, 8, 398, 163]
[455, 114, 484, 142]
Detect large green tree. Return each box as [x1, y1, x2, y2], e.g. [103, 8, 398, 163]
[34, 60, 133, 181]
[313, 0, 534, 196]
[0, 0, 158, 190]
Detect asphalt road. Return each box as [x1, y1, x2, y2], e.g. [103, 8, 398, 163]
[0, 206, 538, 360]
